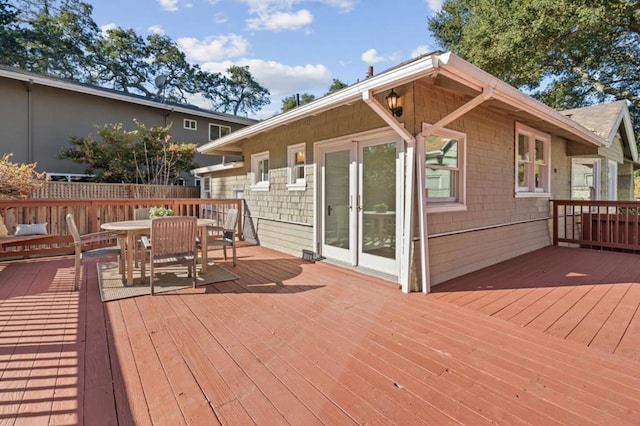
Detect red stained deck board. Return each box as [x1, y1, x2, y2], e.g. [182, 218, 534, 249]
[2, 245, 640, 425]
[161, 299, 285, 424]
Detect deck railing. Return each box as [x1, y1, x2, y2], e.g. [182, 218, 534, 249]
[0, 198, 243, 258]
[552, 199, 640, 252]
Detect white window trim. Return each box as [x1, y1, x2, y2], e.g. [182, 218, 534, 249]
[421, 124, 467, 213]
[515, 122, 551, 198]
[250, 151, 270, 191]
[209, 123, 231, 141]
[286, 143, 306, 191]
[183, 119, 197, 130]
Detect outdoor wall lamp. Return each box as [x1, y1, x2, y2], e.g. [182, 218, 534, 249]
[386, 88, 403, 117]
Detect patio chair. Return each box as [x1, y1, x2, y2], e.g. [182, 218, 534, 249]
[66, 213, 124, 291]
[201, 209, 238, 266]
[140, 216, 198, 295]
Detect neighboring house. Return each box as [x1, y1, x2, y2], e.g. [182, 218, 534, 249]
[194, 51, 637, 293]
[0, 65, 256, 185]
[561, 101, 638, 201]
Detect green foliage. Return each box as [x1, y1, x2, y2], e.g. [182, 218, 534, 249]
[58, 120, 198, 185]
[206, 65, 270, 116]
[2, 0, 270, 114]
[281, 93, 316, 112]
[149, 206, 174, 217]
[429, 0, 640, 140]
[281, 79, 349, 112]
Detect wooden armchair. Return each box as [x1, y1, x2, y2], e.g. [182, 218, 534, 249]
[203, 209, 238, 266]
[140, 216, 198, 295]
[66, 213, 124, 291]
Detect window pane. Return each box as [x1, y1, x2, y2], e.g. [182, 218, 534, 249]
[426, 169, 455, 198]
[535, 164, 547, 189]
[220, 126, 231, 137]
[518, 134, 530, 161]
[518, 163, 528, 187]
[535, 139, 545, 164]
[426, 136, 458, 168]
[261, 159, 269, 181]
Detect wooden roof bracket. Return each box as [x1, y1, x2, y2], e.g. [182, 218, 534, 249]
[416, 85, 494, 294]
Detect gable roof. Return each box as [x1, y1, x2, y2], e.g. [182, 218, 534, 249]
[198, 51, 606, 155]
[0, 65, 257, 126]
[561, 101, 638, 161]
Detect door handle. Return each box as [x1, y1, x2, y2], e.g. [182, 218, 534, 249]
[327, 205, 332, 216]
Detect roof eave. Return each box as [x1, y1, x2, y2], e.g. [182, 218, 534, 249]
[436, 53, 606, 148]
[198, 53, 442, 154]
[0, 67, 256, 126]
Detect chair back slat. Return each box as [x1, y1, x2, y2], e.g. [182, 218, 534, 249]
[150, 216, 197, 259]
[65, 214, 81, 244]
[223, 209, 239, 232]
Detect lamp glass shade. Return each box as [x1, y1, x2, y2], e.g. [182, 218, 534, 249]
[386, 89, 399, 110]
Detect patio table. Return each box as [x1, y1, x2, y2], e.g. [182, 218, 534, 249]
[101, 218, 218, 285]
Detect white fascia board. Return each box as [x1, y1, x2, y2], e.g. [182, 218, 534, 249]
[198, 53, 441, 154]
[191, 161, 244, 175]
[0, 68, 255, 126]
[437, 52, 607, 148]
[619, 108, 639, 161]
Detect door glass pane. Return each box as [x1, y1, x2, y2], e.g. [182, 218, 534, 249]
[325, 150, 350, 249]
[362, 143, 396, 259]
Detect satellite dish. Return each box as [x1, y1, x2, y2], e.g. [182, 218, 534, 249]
[154, 74, 168, 89]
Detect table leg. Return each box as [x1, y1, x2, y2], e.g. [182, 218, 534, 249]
[126, 231, 135, 285]
[200, 225, 208, 273]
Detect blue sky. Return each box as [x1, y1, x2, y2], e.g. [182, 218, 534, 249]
[89, 0, 444, 119]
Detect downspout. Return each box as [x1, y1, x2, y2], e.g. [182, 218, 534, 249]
[26, 79, 34, 163]
[417, 85, 494, 293]
[362, 90, 416, 292]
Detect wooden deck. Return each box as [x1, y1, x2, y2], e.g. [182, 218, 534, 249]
[1, 245, 639, 425]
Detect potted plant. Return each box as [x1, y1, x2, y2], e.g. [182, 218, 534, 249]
[149, 206, 175, 218]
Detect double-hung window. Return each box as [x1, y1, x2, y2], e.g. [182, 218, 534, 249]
[250, 151, 269, 191]
[286, 143, 306, 191]
[423, 125, 466, 211]
[184, 119, 197, 130]
[209, 124, 231, 141]
[515, 122, 550, 196]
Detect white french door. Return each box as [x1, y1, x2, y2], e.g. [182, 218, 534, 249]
[318, 132, 401, 276]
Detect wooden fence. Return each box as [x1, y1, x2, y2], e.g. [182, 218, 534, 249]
[0, 198, 243, 259]
[31, 182, 200, 199]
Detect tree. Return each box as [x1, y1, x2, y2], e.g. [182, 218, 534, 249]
[327, 78, 347, 94]
[0, 0, 24, 66]
[21, 0, 100, 79]
[281, 79, 349, 112]
[209, 65, 270, 116]
[428, 0, 640, 136]
[281, 93, 315, 112]
[58, 120, 198, 185]
[0, 154, 46, 199]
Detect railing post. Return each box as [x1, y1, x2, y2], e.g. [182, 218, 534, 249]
[552, 200, 558, 246]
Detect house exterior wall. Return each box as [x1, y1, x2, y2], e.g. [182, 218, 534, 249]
[414, 80, 570, 286]
[0, 75, 247, 184]
[206, 101, 388, 255]
[204, 79, 587, 287]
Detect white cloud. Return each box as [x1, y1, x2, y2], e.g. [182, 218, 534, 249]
[100, 23, 117, 37]
[319, 0, 356, 13]
[159, 0, 179, 12]
[246, 9, 313, 31]
[360, 48, 402, 66]
[214, 13, 227, 24]
[199, 58, 332, 119]
[148, 25, 166, 35]
[177, 34, 250, 62]
[425, 0, 443, 12]
[411, 45, 434, 58]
